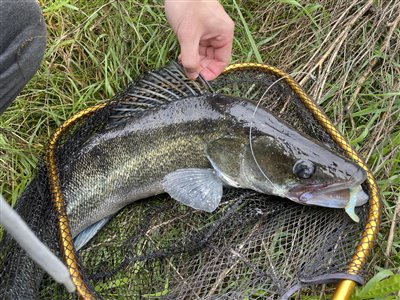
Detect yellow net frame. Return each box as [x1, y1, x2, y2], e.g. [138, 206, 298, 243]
[45, 63, 381, 300]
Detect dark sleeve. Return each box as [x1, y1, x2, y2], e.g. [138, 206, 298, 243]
[0, 0, 47, 114]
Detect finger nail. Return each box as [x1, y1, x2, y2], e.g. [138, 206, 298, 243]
[187, 72, 199, 80]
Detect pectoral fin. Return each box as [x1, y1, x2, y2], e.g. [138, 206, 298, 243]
[162, 168, 223, 212]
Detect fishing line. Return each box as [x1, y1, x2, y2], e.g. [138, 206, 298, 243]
[249, 71, 317, 189]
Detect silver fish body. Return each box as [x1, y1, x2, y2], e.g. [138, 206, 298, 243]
[0, 63, 369, 298]
[64, 95, 229, 236]
[62, 94, 368, 239]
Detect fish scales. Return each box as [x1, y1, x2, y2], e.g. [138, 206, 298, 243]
[54, 63, 369, 249]
[0, 62, 370, 298]
[63, 95, 235, 237]
[61, 92, 369, 242]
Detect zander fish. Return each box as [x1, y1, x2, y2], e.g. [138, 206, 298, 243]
[60, 63, 369, 250]
[0, 63, 370, 297]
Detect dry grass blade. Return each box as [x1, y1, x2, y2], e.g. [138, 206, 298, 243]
[345, 10, 400, 114]
[1, 0, 399, 298]
[385, 195, 400, 269]
[296, 0, 374, 86]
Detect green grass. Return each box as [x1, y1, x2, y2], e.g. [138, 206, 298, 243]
[0, 0, 399, 298]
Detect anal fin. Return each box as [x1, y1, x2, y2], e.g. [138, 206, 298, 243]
[73, 215, 113, 251]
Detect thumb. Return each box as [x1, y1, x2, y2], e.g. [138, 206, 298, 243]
[178, 35, 201, 80]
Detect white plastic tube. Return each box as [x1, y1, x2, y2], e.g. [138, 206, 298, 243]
[0, 194, 75, 293]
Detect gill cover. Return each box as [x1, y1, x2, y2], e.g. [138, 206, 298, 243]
[240, 135, 290, 196]
[206, 136, 244, 188]
[206, 135, 282, 196]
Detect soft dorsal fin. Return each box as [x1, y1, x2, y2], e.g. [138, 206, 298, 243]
[108, 61, 214, 127]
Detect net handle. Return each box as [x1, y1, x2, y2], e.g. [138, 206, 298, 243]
[223, 63, 381, 300]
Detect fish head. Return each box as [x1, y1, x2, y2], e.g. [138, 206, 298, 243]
[238, 133, 369, 208]
[207, 97, 369, 209]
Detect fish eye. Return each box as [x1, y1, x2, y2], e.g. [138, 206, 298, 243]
[293, 160, 315, 179]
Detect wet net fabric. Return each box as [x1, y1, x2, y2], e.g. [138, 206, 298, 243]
[0, 62, 370, 299]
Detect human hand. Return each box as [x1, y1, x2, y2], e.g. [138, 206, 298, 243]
[164, 0, 234, 81]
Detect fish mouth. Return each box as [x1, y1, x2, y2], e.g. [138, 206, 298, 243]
[288, 174, 369, 208]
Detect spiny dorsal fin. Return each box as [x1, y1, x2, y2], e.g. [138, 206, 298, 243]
[108, 61, 214, 127]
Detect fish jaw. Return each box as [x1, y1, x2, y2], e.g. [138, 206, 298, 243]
[288, 168, 369, 208]
[296, 185, 369, 208]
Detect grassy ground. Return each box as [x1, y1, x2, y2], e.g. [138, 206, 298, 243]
[0, 0, 399, 298]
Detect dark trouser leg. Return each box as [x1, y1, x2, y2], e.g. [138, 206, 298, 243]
[0, 0, 46, 114]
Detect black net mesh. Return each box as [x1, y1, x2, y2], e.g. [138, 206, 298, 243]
[0, 62, 371, 299]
